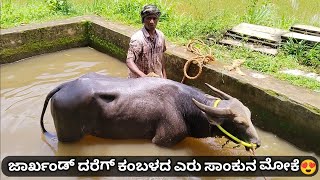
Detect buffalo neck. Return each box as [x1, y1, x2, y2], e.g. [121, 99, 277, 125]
[178, 90, 215, 138]
[188, 98, 215, 138]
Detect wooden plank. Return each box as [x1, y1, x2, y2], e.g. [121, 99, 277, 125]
[219, 38, 278, 55]
[290, 28, 320, 37]
[281, 32, 320, 44]
[291, 24, 320, 34]
[237, 23, 288, 34]
[229, 28, 280, 43]
[229, 23, 288, 43]
[225, 32, 279, 47]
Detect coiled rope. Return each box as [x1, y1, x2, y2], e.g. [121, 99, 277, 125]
[181, 39, 215, 83]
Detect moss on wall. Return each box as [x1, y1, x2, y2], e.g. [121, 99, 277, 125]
[0, 21, 88, 64]
[88, 34, 127, 62]
[0, 19, 128, 64]
[0, 36, 86, 63]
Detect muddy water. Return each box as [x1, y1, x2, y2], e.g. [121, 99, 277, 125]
[1, 47, 319, 179]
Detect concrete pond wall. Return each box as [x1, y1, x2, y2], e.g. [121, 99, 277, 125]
[1, 15, 319, 154]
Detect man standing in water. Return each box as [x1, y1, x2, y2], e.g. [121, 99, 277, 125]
[126, 5, 167, 78]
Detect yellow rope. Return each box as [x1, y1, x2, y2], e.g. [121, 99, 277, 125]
[213, 101, 263, 178]
[212, 99, 257, 149]
[181, 39, 215, 83]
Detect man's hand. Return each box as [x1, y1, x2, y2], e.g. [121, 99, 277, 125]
[146, 72, 160, 77]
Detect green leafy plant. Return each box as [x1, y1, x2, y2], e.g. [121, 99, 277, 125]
[281, 39, 320, 70]
[242, 0, 276, 26]
[2, 0, 319, 90]
[305, 44, 320, 70]
[92, 0, 104, 14]
[46, 0, 71, 15]
[113, 1, 143, 23]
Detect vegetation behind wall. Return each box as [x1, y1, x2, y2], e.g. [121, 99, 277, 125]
[1, 0, 320, 91]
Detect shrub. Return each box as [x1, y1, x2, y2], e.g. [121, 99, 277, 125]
[281, 39, 320, 70]
[46, 0, 71, 15]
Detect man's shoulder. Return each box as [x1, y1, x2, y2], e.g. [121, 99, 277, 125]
[131, 29, 144, 41]
[156, 29, 165, 38]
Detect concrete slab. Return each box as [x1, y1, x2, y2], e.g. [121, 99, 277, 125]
[228, 23, 288, 43]
[290, 24, 320, 37]
[282, 32, 320, 44]
[221, 23, 287, 54]
[219, 38, 278, 55]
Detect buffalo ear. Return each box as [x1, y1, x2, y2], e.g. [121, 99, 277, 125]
[192, 98, 232, 126]
[207, 115, 225, 126]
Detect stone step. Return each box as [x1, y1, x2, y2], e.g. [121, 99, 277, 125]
[227, 23, 288, 44]
[281, 32, 320, 45]
[290, 24, 320, 37]
[224, 32, 279, 48]
[219, 38, 278, 55]
[220, 23, 319, 55]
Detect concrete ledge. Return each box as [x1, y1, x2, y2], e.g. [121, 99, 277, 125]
[1, 15, 319, 154]
[0, 16, 89, 63]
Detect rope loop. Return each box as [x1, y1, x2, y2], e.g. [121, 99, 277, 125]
[181, 39, 215, 83]
[183, 58, 202, 79]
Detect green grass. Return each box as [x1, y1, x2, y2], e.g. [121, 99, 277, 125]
[1, 0, 320, 91]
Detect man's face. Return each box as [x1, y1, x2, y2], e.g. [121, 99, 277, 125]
[143, 14, 159, 31]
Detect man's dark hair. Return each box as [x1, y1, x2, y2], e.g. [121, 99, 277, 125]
[140, 4, 161, 23]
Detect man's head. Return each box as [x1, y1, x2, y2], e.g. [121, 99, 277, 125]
[140, 5, 161, 31]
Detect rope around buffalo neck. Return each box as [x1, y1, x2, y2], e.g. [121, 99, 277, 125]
[213, 99, 256, 149]
[214, 100, 264, 179]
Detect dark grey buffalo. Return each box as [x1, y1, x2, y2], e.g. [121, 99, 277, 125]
[40, 73, 261, 149]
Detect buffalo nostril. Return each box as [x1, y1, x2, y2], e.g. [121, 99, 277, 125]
[255, 140, 261, 149]
[256, 144, 261, 149]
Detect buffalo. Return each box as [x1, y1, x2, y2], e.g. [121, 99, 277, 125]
[40, 73, 261, 150]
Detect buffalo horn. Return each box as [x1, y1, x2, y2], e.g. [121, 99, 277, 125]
[192, 98, 232, 117]
[205, 83, 232, 100]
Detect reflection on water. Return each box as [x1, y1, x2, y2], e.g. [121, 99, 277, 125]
[1, 47, 319, 179]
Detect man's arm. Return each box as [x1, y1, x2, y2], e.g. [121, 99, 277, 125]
[161, 56, 167, 79]
[162, 40, 167, 79]
[126, 39, 146, 77]
[126, 57, 146, 77]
